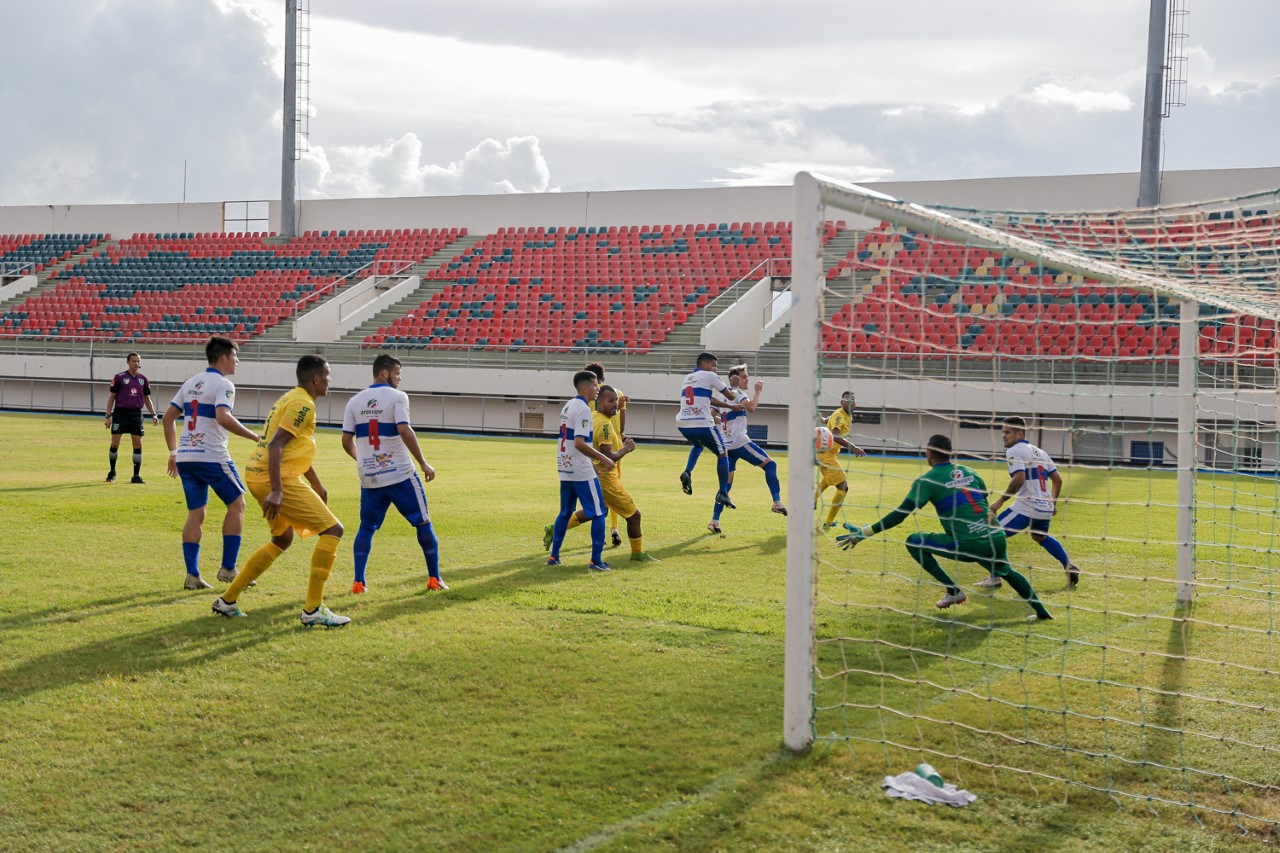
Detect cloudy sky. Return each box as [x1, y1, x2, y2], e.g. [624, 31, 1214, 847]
[3, 0, 1278, 205]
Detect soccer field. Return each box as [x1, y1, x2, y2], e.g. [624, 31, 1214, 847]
[0, 412, 1261, 851]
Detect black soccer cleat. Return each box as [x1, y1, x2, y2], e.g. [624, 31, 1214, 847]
[106, 471, 116, 483]
[679, 471, 692, 495]
[130, 476, 145, 484]
[714, 490, 736, 510]
[610, 529, 622, 548]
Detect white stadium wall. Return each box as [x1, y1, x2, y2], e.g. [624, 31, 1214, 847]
[4, 167, 1278, 236]
[3, 167, 1280, 463]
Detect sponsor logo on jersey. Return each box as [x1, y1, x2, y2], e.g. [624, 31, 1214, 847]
[948, 468, 976, 489]
[293, 406, 310, 428]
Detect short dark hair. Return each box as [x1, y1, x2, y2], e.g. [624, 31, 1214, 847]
[126, 351, 140, 361]
[727, 364, 747, 380]
[297, 354, 328, 386]
[206, 336, 237, 364]
[372, 353, 401, 377]
[598, 384, 616, 399]
[926, 434, 953, 458]
[572, 370, 598, 391]
[696, 351, 718, 368]
[1002, 416, 1027, 430]
[584, 362, 606, 382]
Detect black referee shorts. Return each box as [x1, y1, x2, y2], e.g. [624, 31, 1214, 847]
[111, 408, 145, 437]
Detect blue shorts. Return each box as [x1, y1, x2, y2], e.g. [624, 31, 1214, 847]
[997, 509, 1051, 536]
[727, 442, 771, 471]
[559, 478, 606, 520]
[360, 474, 430, 530]
[177, 460, 245, 511]
[678, 426, 727, 455]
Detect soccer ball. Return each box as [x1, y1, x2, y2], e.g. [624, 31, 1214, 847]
[815, 426, 835, 453]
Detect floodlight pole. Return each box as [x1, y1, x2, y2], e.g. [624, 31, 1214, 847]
[1137, 0, 1169, 207]
[280, 0, 298, 238]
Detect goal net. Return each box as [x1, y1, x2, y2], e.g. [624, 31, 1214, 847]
[786, 173, 1280, 836]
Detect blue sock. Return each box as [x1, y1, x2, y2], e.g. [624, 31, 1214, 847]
[684, 445, 702, 476]
[551, 514, 570, 559]
[716, 455, 730, 493]
[1040, 535, 1071, 569]
[590, 515, 605, 564]
[763, 460, 781, 501]
[221, 535, 241, 571]
[713, 477, 732, 520]
[182, 541, 200, 577]
[353, 523, 375, 584]
[417, 521, 440, 579]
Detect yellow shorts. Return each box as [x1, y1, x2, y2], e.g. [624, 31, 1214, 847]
[247, 476, 339, 539]
[818, 464, 847, 489]
[599, 476, 638, 518]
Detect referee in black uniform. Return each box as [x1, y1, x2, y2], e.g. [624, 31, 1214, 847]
[104, 352, 160, 483]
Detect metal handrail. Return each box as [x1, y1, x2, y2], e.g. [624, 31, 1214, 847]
[335, 260, 418, 324]
[696, 257, 778, 326]
[0, 261, 36, 278]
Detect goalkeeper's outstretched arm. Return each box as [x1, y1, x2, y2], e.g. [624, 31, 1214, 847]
[837, 499, 917, 549]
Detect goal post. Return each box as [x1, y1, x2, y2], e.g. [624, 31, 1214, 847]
[786, 171, 1280, 833]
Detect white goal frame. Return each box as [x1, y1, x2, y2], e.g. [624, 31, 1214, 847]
[783, 172, 1210, 753]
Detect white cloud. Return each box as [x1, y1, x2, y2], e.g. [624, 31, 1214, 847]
[709, 161, 893, 187]
[300, 133, 554, 198]
[1029, 83, 1133, 113]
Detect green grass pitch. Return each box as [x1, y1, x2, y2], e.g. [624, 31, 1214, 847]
[0, 412, 1267, 851]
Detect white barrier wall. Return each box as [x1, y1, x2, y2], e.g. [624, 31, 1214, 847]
[2, 351, 1259, 467]
[3, 167, 1279, 236]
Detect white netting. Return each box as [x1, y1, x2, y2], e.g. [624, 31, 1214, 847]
[789, 176, 1280, 838]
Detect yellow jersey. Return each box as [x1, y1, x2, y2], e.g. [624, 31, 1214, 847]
[592, 411, 622, 483]
[818, 407, 853, 468]
[245, 386, 319, 483]
[589, 391, 625, 451]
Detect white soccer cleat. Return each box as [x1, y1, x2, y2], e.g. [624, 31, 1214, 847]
[935, 590, 967, 609]
[184, 573, 213, 590]
[974, 575, 1003, 590]
[707, 521, 722, 535]
[211, 596, 246, 618]
[300, 605, 351, 628]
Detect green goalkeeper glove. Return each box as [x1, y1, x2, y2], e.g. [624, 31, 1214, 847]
[836, 523, 873, 550]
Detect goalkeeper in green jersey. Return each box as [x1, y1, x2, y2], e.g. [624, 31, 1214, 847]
[837, 434, 1052, 620]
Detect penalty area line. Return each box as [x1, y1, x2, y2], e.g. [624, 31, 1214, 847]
[554, 750, 788, 852]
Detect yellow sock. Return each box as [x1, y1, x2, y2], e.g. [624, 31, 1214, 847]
[567, 514, 583, 530]
[825, 490, 847, 526]
[609, 508, 619, 533]
[629, 535, 643, 555]
[304, 534, 341, 611]
[224, 542, 282, 603]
